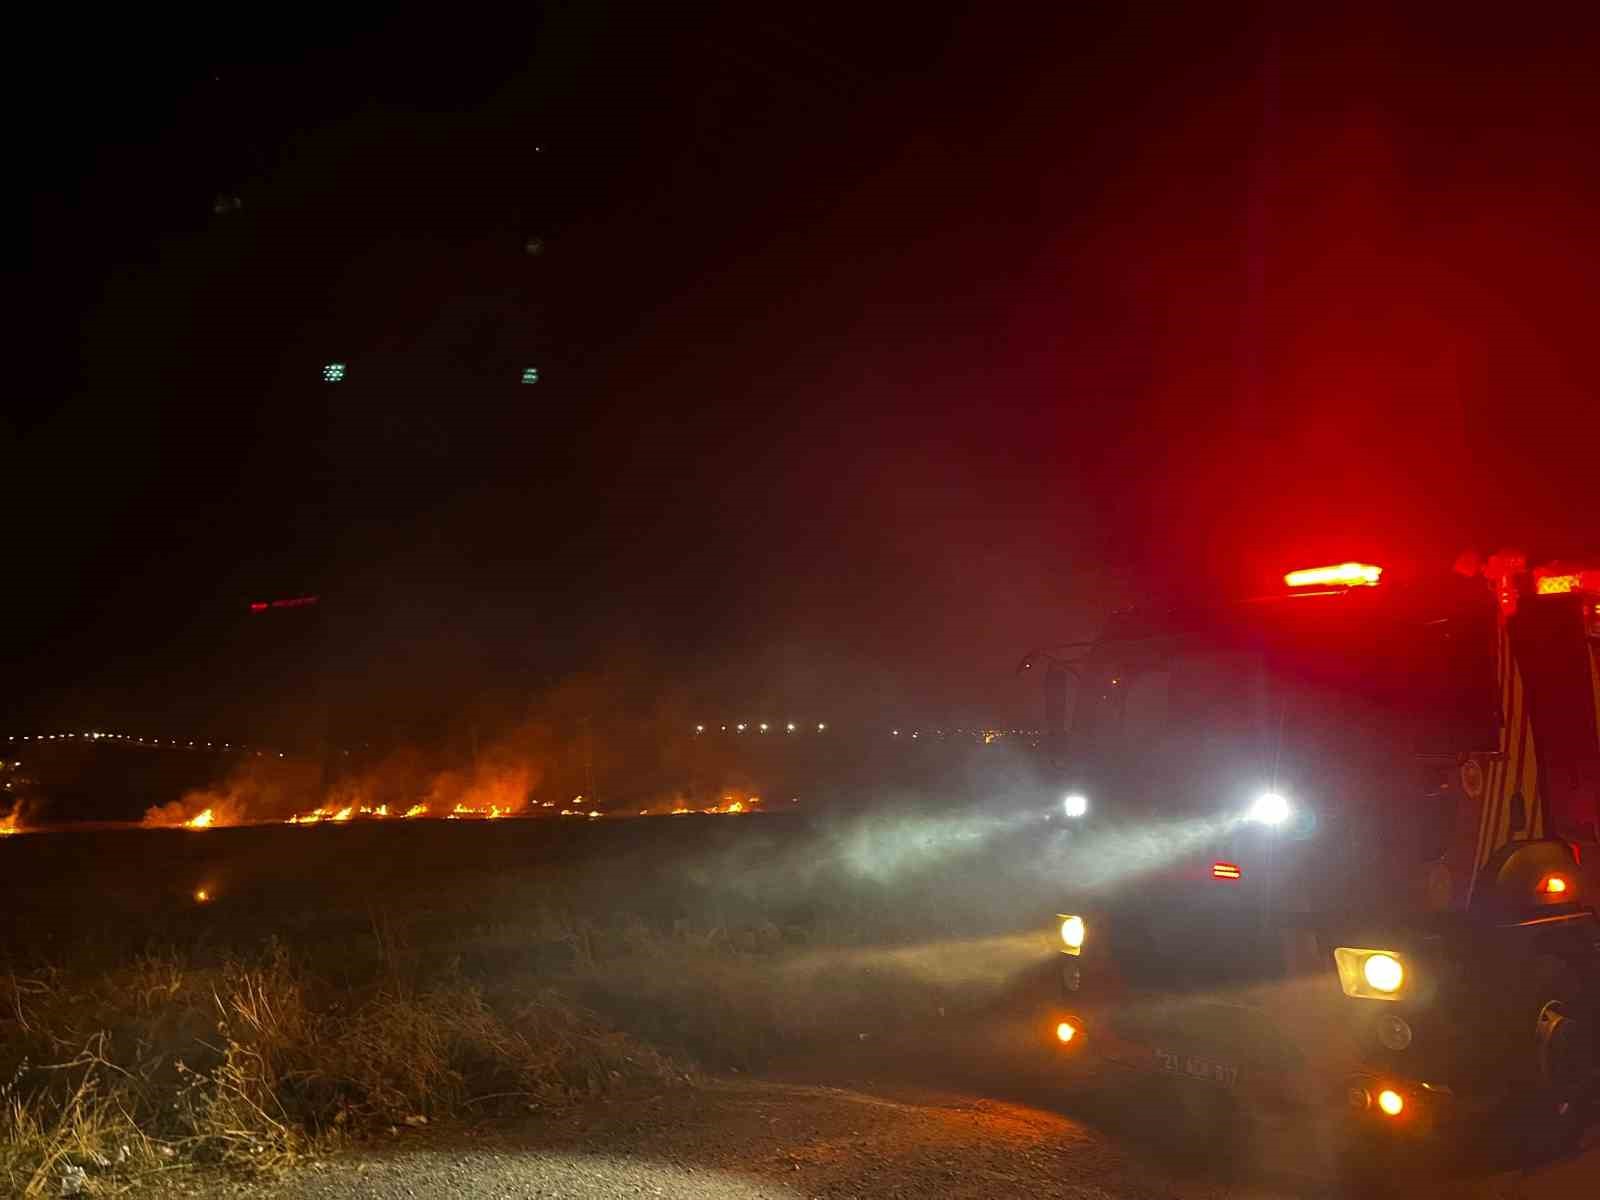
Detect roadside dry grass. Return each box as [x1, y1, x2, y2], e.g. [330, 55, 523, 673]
[0, 940, 684, 1196]
[1, 918, 1042, 1195]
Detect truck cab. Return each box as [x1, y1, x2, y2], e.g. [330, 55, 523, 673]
[1041, 558, 1600, 1144]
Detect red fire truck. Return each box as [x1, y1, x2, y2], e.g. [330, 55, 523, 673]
[1035, 555, 1600, 1148]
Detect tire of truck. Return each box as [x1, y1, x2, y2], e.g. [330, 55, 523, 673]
[1500, 954, 1594, 1164]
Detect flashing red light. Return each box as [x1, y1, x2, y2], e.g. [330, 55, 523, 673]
[1284, 562, 1383, 589]
[248, 602, 269, 613]
[1212, 861, 1242, 880]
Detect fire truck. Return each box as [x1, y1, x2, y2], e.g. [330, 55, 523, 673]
[1033, 555, 1600, 1148]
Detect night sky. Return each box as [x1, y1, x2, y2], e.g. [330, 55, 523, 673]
[8, 4, 1597, 746]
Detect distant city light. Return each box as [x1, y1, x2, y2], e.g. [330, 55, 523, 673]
[785, 722, 796, 732]
[322, 362, 346, 383]
[817, 723, 826, 731]
[521, 367, 539, 384]
[759, 723, 769, 732]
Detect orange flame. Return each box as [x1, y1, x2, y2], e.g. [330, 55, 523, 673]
[0, 811, 20, 836]
[404, 804, 428, 818]
[185, 808, 216, 829]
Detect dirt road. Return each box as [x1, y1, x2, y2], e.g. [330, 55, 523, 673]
[137, 1071, 1598, 1200]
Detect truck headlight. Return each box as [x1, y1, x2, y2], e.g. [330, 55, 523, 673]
[1063, 793, 1088, 818]
[1058, 914, 1085, 954]
[1334, 947, 1407, 1000]
[1363, 953, 1404, 993]
[1246, 791, 1291, 825]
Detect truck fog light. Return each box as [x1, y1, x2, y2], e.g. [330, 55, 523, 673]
[1055, 1020, 1077, 1044]
[1376, 1014, 1413, 1051]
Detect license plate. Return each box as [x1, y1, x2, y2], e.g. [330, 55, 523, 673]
[1154, 1048, 1239, 1088]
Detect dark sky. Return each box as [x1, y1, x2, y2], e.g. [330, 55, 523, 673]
[7, 4, 1598, 744]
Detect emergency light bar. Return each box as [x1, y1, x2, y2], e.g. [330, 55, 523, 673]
[1284, 562, 1383, 589]
[1212, 862, 1242, 880]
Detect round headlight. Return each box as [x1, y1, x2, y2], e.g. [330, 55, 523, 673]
[1060, 915, 1086, 950]
[1063, 793, 1088, 818]
[1363, 953, 1404, 993]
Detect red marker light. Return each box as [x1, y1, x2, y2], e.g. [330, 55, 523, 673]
[1540, 874, 1569, 896]
[1284, 563, 1383, 589]
[1212, 862, 1242, 880]
[248, 602, 269, 613]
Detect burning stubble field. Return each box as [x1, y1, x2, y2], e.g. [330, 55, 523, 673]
[0, 805, 1068, 1195]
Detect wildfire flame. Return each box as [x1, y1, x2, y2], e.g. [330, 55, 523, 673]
[0, 811, 20, 836]
[284, 799, 516, 824]
[185, 809, 216, 829]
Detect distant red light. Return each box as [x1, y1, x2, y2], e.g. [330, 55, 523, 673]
[249, 596, 319, 613]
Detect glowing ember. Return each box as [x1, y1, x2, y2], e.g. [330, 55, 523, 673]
[194, 888, 211, 903]
[185, 808, 216, 829]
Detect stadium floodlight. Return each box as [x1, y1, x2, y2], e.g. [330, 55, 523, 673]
[322, 362, 346, 383]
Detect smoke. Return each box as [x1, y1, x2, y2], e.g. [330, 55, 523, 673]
[140, 721, 556, 826]
[142, 758, 322, 827]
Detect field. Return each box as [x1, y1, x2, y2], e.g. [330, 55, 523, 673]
[0, 805, 1065, 1195]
